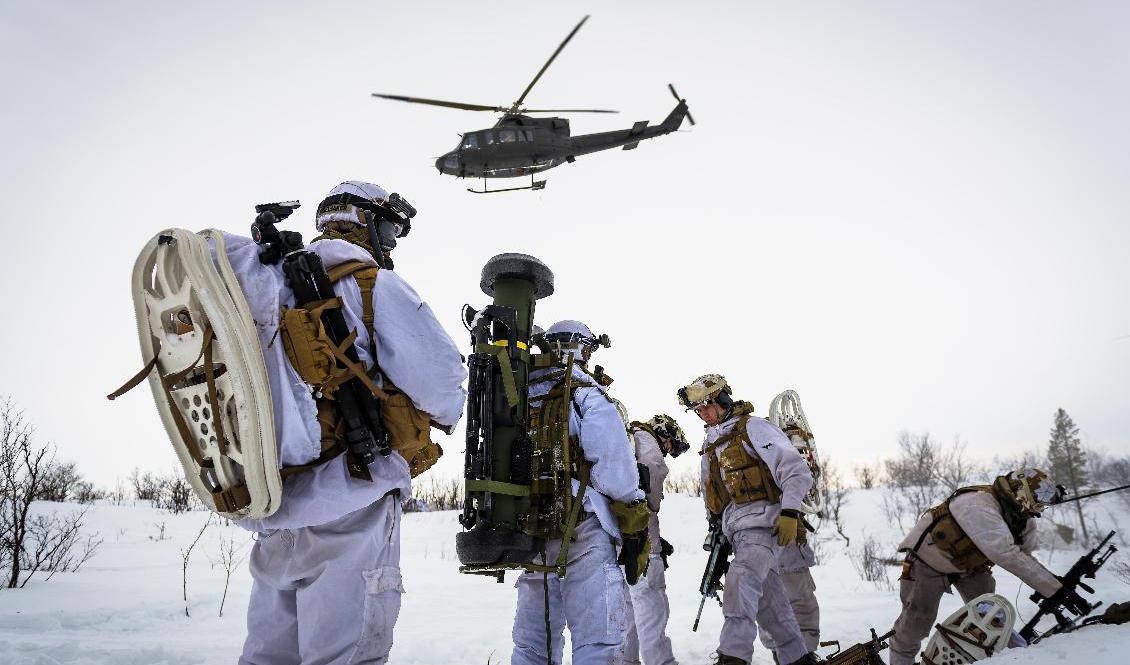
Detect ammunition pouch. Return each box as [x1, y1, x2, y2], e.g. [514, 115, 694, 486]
[703, 413, 782, 512]
[916, 486, 996, 573]
[279, 260, 443, 479]
[611, 499, 651, 535]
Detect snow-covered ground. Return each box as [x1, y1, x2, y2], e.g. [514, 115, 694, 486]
[1, 489, 1128, 664]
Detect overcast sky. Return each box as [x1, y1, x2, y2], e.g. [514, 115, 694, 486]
[1, 0, 1128, 488]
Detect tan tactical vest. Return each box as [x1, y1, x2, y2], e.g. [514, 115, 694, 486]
[277, 260, 442, 479]
[702, 412, 782, 514]
[918, 486, 995, 573]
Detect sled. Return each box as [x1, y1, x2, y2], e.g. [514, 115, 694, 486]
[922, 593, 1016, 664]
[127, 229, 281, 519]
[768, 389, 824, 515]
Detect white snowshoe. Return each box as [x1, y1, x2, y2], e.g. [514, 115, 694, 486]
[922, 593, 1016, 664]
[115, 228, 281, 519]
[768, 389, 823, 515]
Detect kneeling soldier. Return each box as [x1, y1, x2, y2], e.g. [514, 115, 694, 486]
[888, 468, 1082, 665]
[679, 374, 819, 665]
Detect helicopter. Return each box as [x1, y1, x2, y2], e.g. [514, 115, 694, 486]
[372, 15, 694, 193]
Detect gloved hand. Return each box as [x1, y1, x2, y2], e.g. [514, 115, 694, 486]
[611, 500, 652, 585]
[707, 511, 722, 529]
[659, 537, 674, 570]
[618, 531, 652, 585]
[773, 508, 804, 546]
[1061, 586, 1093, 616]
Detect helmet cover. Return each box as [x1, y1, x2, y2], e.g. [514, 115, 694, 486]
[677, 373, 731, 410]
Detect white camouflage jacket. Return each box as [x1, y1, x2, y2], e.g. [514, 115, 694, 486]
[699, 412, 813, 538]
[898, 490, 1061, 598]
[632, 427, 669, 552]
[528, 365, 645, 543]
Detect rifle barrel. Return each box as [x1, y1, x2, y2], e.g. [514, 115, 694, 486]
[693, 594, 707, 632]
[1059, 484, 1130, 504]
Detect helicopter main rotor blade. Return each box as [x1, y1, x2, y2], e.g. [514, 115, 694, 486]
[521, 108, 619, 114]
[511, 15, 590, 113]
[371, 93, 505, 112]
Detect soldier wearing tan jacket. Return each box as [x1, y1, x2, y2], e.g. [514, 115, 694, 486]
[889, 468, 1082, 665]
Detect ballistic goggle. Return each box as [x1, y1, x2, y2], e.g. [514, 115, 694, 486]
[317, 191, 416, 238]
[544, 331, 611, 351]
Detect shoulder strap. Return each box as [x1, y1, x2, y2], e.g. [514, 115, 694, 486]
[909, 485, 992, 554]
[327, 260, 381, 368]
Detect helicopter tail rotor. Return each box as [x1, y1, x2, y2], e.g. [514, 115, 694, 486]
[668, 83, 695, 126]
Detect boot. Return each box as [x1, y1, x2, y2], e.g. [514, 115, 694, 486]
[786, 653, 825, 665]
[711, 653, 748, 665]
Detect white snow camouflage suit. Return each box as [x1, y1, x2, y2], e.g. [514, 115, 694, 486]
[511, 364, 646, 665]
[759, 542, 821, 654]
[624, 426, 678, 665]
[700, 413, 813, 665]
[888, 489, 1062, 665]
[217, 236, 467, 665]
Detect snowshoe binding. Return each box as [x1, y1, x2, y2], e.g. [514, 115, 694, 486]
[922, 593, 1016, 664]
[113, 228, 281, 519]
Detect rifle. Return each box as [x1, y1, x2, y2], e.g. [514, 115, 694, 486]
[1018, 530, 1118, 643]
[692, 518, 731, 632]
[819, 629, 894, 665]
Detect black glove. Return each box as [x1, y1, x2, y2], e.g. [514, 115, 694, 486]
[1061, 586, 1093, 617]
[659, 537, 674, 570]
[707, 512, 721, 529]
[618, 531, 651, 585]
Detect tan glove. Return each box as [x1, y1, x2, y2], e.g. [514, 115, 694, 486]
[772, 508, 803, 547]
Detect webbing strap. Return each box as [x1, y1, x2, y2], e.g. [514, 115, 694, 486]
[281, 441, 346, 478]
[106, 353, 161, 400]
[554, 461, 590, 577]
[474, 343, 519, 408]
[326, 327, 389, 401]
[464, 479, 531, 496]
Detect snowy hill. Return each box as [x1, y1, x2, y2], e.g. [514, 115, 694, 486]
[1, 489, 1128, 664]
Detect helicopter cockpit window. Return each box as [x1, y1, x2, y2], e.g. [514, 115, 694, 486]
[483, 132, 496, 145]
[461, 134, 479, 149]
[521, 129, 535, 142]
[498, 129, 517, 143]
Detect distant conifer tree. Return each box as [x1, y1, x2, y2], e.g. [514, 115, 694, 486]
[1047, 408, 1089, 542]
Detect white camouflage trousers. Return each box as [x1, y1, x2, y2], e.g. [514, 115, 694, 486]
[759, 567, 821, 653]
[718, 528, 808, 665]
[240, 494, 403, 665]
[511, 517, 635, 665]
[626, 555, 678, 665]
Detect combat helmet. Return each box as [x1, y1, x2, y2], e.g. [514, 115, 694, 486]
[677, 373, 734, 411]
[543, 320, 610, 365]
[645, 414, 690, 458]
[1001, 468, 1064, 515]
[314, 180, 416, 269]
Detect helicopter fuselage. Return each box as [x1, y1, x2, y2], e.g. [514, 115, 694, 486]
[435, 100, 687, 179]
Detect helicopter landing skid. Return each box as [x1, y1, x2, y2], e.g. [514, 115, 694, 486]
[467, 175, 546, 194]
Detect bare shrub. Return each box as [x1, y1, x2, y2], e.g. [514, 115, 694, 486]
[664, 468, 702, 497]
[881, 432, 947, 531]
[130, 467, 167, 504]
[19, 509, 103, 585]
[72, 481, 105, 504]
[404, 475, 463, 512]
[819, 454, 850, 546]
[854, 463, 878, 490]
[849, 534, 895, 591]
[2, 397, 102, 588]
[181, 514, 213, 617]
[161, 476, 195, 514]
[1089, 451, 1130, 511]
[1113, 560, 1130, 587]
[210, 532, 249, 617]
[34, 461, 83, 503]
[936, 438, 988, 492]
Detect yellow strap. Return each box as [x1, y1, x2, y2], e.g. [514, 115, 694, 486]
[491, 339, 529, 351]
